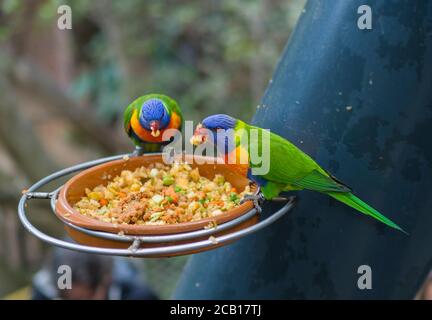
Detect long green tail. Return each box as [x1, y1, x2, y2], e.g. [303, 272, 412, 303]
[327, 192, 407, 234]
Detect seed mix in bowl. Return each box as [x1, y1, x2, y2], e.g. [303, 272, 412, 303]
[73, 162, 252, 225]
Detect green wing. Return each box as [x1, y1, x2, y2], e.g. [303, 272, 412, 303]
[123, 96, 147, 137]
[123, 103, 134, 137]
[247, 124, 349, 193]
[293, 170, 351, 192]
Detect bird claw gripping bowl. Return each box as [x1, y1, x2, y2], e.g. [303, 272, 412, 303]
[18, 150, 296, 258]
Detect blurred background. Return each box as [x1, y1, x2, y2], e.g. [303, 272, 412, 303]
[0, 0, 306, 299]
[2, 0, 431, 301]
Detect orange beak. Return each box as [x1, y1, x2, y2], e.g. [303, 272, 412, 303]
[190, 123, 209, 145]
[150, 120, 161, 137]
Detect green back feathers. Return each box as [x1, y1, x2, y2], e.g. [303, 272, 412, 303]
[237, 119, 405, 233]
[123, 96, 145, 136]
[238, 120, 330, 184]
[294, 170, 351, 193]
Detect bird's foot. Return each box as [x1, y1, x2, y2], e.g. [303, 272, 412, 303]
[240, 193, 265, 214]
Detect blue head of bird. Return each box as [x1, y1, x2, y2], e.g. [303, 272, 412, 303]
[139, 98, 171, 137]
[191, 114, 237, 154]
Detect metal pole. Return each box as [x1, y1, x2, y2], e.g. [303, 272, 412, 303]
[174, 0, 432, 299]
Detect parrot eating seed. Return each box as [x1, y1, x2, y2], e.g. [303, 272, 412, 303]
[191, 114, 407, 234]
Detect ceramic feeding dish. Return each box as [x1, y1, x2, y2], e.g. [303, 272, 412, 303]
[54, 154, 258, 257]
[18, 150, 295, 258]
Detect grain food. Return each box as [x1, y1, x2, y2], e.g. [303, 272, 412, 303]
[73, 162, 252, 225]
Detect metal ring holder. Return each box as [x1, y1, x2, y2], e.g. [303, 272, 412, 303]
[17, 148, 297, 257]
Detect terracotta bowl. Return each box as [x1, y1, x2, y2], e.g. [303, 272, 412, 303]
[55, 154, 257, 257]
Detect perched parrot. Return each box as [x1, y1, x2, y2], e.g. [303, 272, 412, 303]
[191, 114, 406, 233]
[124, 94, 183, 152]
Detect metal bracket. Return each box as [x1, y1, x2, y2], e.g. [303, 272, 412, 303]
[132, 146, 144, 157]
[240, 193, 265, 213]
[26, 192, 53, 199]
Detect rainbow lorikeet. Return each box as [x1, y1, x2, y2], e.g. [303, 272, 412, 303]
[124, 94, 183, 152]
[191, 114, 406, 233]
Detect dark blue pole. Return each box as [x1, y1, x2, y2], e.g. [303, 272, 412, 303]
[174, 0, 432, 299]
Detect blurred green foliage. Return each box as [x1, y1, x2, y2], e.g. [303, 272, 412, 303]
[39, 0, 304, 123]
[1, 0, 305, 122]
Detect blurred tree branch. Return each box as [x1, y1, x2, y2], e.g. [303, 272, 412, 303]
[0, 175, 19, 203]
[8, 58, 130, 154]
[0, 79, 57, 182]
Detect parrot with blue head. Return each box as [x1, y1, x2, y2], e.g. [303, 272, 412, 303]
[124, 94, 183, 152]
[191, 114, 406, 233]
